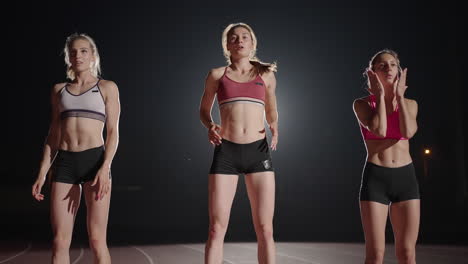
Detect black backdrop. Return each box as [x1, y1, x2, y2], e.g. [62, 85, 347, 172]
[8, 1, 466, 245]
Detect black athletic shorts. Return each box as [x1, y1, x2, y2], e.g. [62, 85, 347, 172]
[360, 162, 420, 205]
[51, 146, 110, 184]
[209, 138, 274, 175]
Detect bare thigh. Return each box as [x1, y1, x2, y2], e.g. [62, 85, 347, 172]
[82, 181, 111, 239]
[208, 174, 239, 227]
[50, 182, 82, 238]
[360, 201, 389, 250]
[245, 171, 275, 229]
[390, 200, 420, 249]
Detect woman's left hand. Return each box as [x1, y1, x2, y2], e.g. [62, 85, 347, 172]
[395, 68, 408, 99]
[91, 167, 111, 200]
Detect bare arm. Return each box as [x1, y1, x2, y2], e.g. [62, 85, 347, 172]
[397, 98, 418, 138]
[353, 95, 387, 138]
[395, 68, 418, 138]
[263, 71, 279, 150]
[37, 85, 62, 179]
[199, 68, 223, 145]
[199, 69, 220, 129]
[353, 70, 388, 137]
[91, 80, 120, 200]
[33, 84, 64, 200]
[101, 80, 120, 169]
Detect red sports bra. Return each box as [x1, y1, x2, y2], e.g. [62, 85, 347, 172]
[216, 67, 266, 106]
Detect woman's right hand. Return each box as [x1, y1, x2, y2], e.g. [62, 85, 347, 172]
[208, 123, 222, 146]
[366, 69, 384, 96]
[32, 176, 46, 201]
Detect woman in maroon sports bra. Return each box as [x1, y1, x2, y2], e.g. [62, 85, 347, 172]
[353, 49, 420, 264]
[199, 23, 279, 264]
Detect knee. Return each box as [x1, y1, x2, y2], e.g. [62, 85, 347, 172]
[208, 222, 228, 241]
[88, 236, 107, 252]
[255, 223, 274, 242]
[53, 235, 72, 252]
[396, 246, 415, 263]
[365, 247, 385, 264]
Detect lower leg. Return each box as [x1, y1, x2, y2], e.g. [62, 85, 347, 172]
[52, 235, 72, 264]
[89, 237, 111, 264]
[205, 223, 228, 264]
[255, 223, 275, 264]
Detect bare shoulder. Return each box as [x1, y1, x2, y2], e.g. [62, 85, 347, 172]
[353, 96, 371, 111]
[98, 79, 118, 91]
[208, 66, 226, 81]
[353, 95, 371, 105]
[404, 98, 418, 115]
[261, 70, 276, 89]
[404, 98, 417, 107]
[261, 70, 276, 82]
[97, 79, 119, 101]
[52, 82, 67, 94]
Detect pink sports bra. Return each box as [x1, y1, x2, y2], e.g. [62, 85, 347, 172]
[216, 67, 266, 106]
[361, 95, 408, 140]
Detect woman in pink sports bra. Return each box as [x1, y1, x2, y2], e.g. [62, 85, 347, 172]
[199, 23, 279, 264]
[32, 33, 120, 264]
[353, 49, 420, 264]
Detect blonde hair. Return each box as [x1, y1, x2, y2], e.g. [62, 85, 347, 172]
[221, 23, 277, 75]
[64, 33, 101, 80]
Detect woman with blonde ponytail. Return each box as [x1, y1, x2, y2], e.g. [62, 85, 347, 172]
[199, 23, 279, 264]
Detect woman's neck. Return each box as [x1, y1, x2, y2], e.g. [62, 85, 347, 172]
[73, 70, 97, 85]
[230, 57, 253, 74]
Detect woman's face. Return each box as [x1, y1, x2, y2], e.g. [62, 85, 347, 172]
[227, 26, 254, 60]
[373, 53, 400, 86]
[69, 39, 94, 74]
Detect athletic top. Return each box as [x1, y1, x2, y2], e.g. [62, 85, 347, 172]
[217, 67, 266, 106]
[58, 79, 106, 122]
[361, 95, 408, 140]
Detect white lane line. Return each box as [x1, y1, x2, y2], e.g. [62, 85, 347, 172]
[231, 243, 321, 264]
[132, 246, 156, 264]
[182, 245, 236, 264]
[0, 241, 32, 263]
[71, 246, 84, 264]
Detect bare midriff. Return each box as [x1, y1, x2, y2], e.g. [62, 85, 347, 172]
[219, 102, 265, 144]
[365, 139, 412, 167]
[59, 117, 104, 151]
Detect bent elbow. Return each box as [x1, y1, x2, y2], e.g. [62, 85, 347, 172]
[404, 128, 418, 139]
[372, 126, 386, 138]
[376, 130, 387, 138]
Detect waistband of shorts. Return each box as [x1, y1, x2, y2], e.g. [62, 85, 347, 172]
[221, 137, 267, 146]
[365, 161, 414, 170]
[58, 145, 105, 154]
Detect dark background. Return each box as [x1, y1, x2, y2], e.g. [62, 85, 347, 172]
[8, 1, 466, 245]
